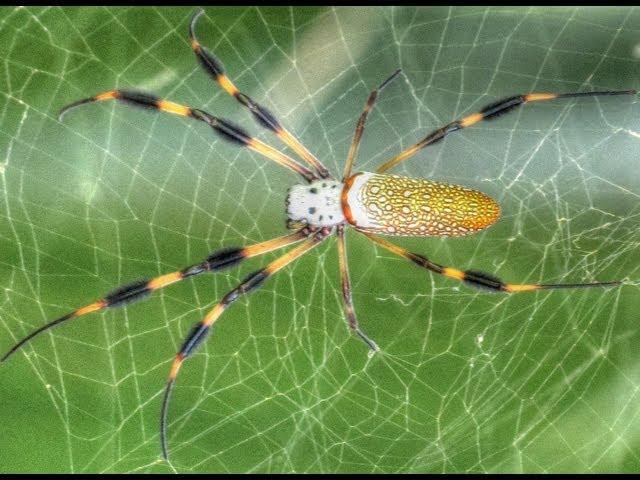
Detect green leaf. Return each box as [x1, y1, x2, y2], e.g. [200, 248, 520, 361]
[1, 6, 639, 473]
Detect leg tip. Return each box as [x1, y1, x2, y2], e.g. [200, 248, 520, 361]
[58, 105, 73, 122]
[356, 329, 379, 354]
[378, 69, 402, 91]
[190, 8, 205, 33]
[367, 346, 380, 358]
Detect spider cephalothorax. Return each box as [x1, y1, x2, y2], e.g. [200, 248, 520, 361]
[1, 7, 632, 463]
[286, 179, 345, 227]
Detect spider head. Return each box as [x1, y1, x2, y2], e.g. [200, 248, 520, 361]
[286, 179, 345, 227]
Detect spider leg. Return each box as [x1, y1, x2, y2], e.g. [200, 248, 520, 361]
[336, 225, 378, 352]
[0, 229, 311, 364]
[189, 9, 331, 179]
[376, 89, 636, 173]
[342, 69, 402, 181]
[58, 90, 315, 182]
[160, 228, 329, 460]
[361, 231, 622, 293]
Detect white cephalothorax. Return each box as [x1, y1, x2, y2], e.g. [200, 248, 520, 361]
[286, 179, 345, 227]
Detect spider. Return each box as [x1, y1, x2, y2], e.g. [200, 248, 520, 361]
[1, 9, 634, 462]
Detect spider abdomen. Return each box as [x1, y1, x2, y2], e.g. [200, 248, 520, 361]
[342, 172, 500, 237]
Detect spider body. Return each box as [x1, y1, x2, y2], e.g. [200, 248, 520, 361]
[1, 9, 633, 463]
[286, 172, 500, 236]
[342, 172, 500, 237]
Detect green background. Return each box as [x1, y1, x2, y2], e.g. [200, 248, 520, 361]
[1, 6, 639, 473]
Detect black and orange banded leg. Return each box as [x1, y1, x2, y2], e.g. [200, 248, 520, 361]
[376, 89, 637, 173]
[160, 229, 329, 460]
[336, 225, 378, 352]
[189, 9, 331, 179]
[58, 89, 316, 182]
[342, 69, 402, 181]
[361, 232, 621, 293]
[0, 229, 312, 364]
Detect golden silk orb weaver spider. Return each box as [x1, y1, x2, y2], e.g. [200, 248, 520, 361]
[1, 9, 635, 462]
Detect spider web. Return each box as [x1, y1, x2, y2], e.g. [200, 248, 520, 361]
[1, 6, 640, 473]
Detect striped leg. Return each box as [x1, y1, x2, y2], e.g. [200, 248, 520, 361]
[160, 229, 328, 460]
[376, 89, 636, 173]
[361, 232, 621, 293]
[189, 9, 331, 179]
[58, 89, 315, 182]
[342, 69, 402, 181]
[0, 229, 311, 363]
[336, 226, 378, 352]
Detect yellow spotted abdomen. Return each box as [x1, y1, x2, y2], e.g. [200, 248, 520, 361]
[342, 172, 500, 237]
